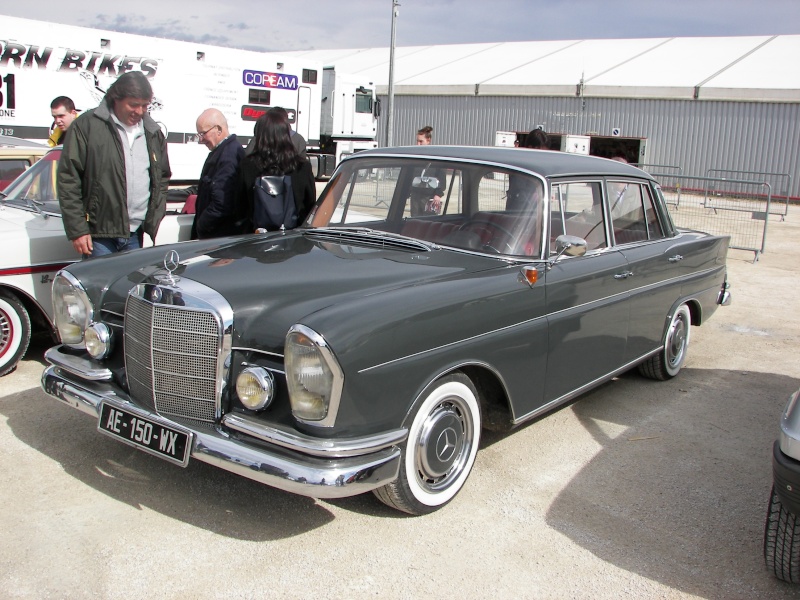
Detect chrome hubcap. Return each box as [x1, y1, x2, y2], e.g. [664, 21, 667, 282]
[415, 399, 472, 492]
[667, 314, 687, 367]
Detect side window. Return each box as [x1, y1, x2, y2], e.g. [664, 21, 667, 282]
[552, 181, 606, 252]
[0, 158, 30, 190]
[643, 185, 666, 240]
[608, 181, 666, 244]
[608, 181, 647, 244]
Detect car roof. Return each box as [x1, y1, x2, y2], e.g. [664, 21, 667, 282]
[350, 145, 655, 181]
[0, 135, 48, 148]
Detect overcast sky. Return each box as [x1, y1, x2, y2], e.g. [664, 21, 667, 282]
[3, 0, 799, 51]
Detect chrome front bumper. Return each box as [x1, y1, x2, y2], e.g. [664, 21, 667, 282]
[41, 362, 402, 500]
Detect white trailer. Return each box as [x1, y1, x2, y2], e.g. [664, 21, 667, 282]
[0, 15, 378, 180]
[315, 67, 380, 177]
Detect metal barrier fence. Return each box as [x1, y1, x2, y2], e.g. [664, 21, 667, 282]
[633, 163, 683, 176]
[656, 174, 772, 261]
[705, 169, 791, 219]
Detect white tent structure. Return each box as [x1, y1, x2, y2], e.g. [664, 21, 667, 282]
[288, 35, 800, 102]
[287, 36, 800, 198]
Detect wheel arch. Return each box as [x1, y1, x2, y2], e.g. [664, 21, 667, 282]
[409, 362, 514, 433]
[667, 295, 702, 328]
[0, 283, 53, 335]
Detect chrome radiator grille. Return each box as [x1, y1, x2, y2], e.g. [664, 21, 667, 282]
[124, 287, 224, 423]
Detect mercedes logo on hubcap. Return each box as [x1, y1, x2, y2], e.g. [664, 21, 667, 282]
[436, 428, 457, 463]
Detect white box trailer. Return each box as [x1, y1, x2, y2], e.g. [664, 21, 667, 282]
[316, 67, 379, 176]
[0, 15, 378, 180]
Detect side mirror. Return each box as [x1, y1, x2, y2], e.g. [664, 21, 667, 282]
[374, 98, 381, 117]
[556, 234, 587, 257]
[412, 176, 440, 190]
[547, 234, 587, 269]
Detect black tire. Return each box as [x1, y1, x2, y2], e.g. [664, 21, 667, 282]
[638, 303, 691, 380]
[764, 485, 800, 582]
[374, 372, 481, 515]
[0, 291, 32, 377]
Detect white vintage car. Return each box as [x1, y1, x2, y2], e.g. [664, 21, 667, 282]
[0, 147, 193, 376]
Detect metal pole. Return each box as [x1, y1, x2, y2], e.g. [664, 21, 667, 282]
[386, 0, 399, 147]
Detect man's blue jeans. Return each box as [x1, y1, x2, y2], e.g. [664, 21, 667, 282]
[86, 231, 142, 259]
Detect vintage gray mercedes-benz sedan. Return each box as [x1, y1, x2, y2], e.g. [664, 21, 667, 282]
[41, 146, 731, 515]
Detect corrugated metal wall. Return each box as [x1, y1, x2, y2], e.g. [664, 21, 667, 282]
[377, 95, 800, 198]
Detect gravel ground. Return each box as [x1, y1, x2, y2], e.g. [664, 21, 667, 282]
[1, 207, 798, 599]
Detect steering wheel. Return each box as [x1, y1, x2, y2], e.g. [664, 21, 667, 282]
[459, 219, 517, 253]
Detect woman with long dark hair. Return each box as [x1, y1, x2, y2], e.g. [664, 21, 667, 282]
[236, 110, 316, 232]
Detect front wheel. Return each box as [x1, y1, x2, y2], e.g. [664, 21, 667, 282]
[638, 303, 691, 380]
[374, 372, 481, 515]
[764, 486, 800, 582]
[0, 291, 32, 377]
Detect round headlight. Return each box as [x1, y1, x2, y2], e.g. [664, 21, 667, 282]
[236, 366, 275, 411]
[52, 271, 93, 347]
[84, 323, 112, 360]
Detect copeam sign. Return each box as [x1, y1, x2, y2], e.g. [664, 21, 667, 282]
[242, 69, 298, 90]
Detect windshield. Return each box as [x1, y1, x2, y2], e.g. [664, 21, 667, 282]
[1, 149, 61, 214]
[308, 156, 546, 258]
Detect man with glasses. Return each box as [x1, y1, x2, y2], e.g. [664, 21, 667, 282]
[58, 71, 171, 258]
[191, 108, 245, 239]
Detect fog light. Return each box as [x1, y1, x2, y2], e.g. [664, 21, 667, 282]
[84, 323, 112, 359]
[236, 366, 275, 411]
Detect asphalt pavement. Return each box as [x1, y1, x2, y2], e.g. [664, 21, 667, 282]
[1, 207, 799, 599]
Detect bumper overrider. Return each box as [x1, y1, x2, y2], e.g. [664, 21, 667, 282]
[41, 347, 404, 499]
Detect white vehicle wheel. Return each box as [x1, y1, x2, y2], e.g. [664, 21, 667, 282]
[0, 292, 32, 377]
[374, 372, 481, 515]
[639, 303, 691, 381]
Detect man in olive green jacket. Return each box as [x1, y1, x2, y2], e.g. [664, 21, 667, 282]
[58, 71, 171, 258]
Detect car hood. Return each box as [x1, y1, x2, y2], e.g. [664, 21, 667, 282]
[0, 204, 74, 269]
[69, 230, 510, 352]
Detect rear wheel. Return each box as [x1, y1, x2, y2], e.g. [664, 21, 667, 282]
[764, 485, 800, 582]
[374, 372, 481, 515]
[0, 291, 32, 377]
[638, 303, 691, 380]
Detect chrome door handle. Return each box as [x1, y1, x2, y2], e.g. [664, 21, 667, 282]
[614, 271, 634, 279]
[668, 254, 684, 263]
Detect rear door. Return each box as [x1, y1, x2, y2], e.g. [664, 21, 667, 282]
[610, 179, 684, 363]
[544, 180, 630, 402]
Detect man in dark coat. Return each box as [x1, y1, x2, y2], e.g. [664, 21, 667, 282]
[191, 108, 245, 239]
[58, 71, 170, 257]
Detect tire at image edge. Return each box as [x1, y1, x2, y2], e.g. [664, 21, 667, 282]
[764, 485, 800, 583]
[0, 291, 32, 377]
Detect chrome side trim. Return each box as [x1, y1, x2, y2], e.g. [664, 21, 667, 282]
[41, 366, 401, 499]
[223, 413, 407, 458]
[231, 346, 285, 360]
[511, 348, 661, 426]
[359, 313, 548, 373]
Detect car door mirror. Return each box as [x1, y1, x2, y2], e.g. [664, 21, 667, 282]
[556, 235, 587, 257]
[412, 176, 440, 190]
[548, 234, 587, 268]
